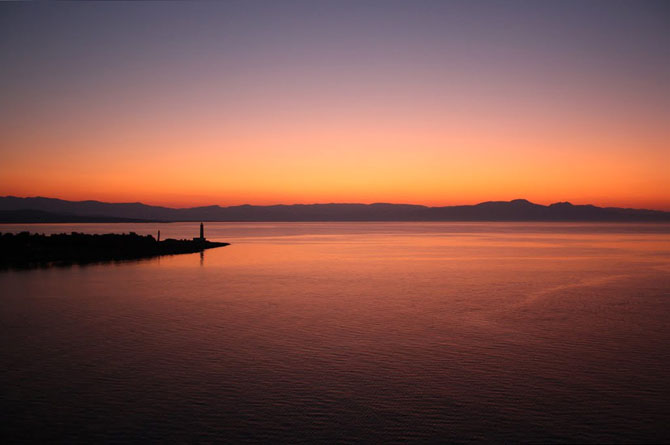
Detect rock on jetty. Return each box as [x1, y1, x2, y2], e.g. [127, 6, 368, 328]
[0, 231, 229, 268]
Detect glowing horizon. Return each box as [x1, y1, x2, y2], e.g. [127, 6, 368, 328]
[1, 1, 668, 210]
[4, 194, 669, 213]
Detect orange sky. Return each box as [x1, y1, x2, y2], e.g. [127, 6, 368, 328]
[1, 2, 669, 210]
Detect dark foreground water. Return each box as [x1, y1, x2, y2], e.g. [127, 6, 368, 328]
[2, 222, 669, 443]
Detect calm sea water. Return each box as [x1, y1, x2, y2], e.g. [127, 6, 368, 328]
[2, 222, 669, 443]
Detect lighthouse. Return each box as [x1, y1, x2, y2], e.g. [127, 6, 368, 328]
[194, 222, 206, 244]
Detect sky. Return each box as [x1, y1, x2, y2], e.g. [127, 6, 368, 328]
[1, 0, 668, 209]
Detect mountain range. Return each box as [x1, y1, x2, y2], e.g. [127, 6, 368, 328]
[1, 196, 669, 223]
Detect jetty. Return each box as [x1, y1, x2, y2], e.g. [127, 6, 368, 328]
[0, 223, 228, 268]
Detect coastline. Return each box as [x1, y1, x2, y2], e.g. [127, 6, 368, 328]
[0, 232, 229, 269]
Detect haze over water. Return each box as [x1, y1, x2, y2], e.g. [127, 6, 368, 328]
[2, 222, 669, 442]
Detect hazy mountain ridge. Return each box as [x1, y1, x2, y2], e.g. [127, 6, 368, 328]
[0, 209, 154, 223]
[1, 196, 669, 222]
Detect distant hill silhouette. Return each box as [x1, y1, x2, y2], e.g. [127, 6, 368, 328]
[0, 209, 154, 223]
[1, 196, 669, 222]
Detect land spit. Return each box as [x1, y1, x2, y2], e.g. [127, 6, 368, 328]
[0, 232, 229, 268]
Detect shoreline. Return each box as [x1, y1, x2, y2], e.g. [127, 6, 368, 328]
[0, 232, 229, 269]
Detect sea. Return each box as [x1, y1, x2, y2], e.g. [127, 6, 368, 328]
[2, 222, 669, 443]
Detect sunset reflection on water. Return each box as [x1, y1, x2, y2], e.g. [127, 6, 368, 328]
[2, 222, 669, 442]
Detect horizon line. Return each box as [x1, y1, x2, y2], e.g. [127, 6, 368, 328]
[3, 195, 669, 213]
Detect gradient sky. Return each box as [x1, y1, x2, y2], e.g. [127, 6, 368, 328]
[1, 1, 668, 209]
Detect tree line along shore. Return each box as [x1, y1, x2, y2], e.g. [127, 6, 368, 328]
[0, 232, 229, 269]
